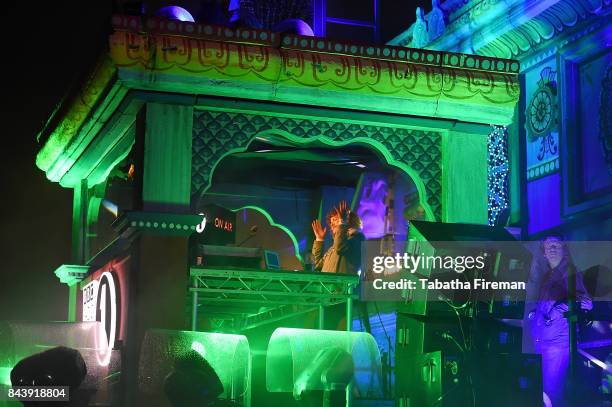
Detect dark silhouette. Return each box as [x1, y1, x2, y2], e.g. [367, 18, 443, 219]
[10, 346, 92, 407]
[163, 350, 241, 407]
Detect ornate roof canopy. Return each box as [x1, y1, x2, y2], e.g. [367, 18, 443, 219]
[36, 14, 520, 186]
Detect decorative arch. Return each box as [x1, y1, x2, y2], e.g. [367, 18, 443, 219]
[232, 205, 303, 264]
[192, 109, 442, 221]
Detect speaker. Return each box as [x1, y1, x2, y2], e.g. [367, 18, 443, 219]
[396, 271, 472, 317]
[395, 351, 542, 407]
[472, 317, 522, 354]
[396, 314, 467, 357]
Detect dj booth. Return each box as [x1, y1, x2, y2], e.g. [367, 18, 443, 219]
[187, 204, 360, 333]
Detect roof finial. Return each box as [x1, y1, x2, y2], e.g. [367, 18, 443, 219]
[411, 7, 429, 48]
[428, 0, 446, 43]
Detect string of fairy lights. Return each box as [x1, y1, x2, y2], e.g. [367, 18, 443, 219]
[488, 125, 509, 226]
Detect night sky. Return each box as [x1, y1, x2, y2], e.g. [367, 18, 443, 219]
[0, 1, 425, 321]
[0, 2, 112, 320]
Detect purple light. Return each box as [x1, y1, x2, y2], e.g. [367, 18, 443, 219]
[273, 19, 315, 36]
[527, 173, 561, 234]
[155, 6, 195, 23]
[356, 177, 388, 239]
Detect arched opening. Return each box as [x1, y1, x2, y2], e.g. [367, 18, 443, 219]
[193, 130, 431, 270]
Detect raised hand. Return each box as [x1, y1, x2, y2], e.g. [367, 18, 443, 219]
[311, 219, 327, 241]
[335, 200, 350, 223]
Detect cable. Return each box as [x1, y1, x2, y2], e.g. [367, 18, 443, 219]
[440, 298, 470, 352]
[454, 307, 469, 351]
[373, 302, 391, 345]
[430, 382, 461, 407]
[441, 332, 465, 353]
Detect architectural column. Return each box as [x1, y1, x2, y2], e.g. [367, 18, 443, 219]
[441, 130, 489, 225]
[122, 102, 195, 405]
[142, 103, 193, 213]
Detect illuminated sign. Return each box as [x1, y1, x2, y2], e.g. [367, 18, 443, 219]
[82, 271, 120, 366]
[196, 213, 207, 233]
[214, 217, 233, 232]
[82, 280, 99, 322]
[195, 205, 236, 245]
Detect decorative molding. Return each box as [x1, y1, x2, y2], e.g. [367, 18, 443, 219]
[525, 67, 558, 141]
[54, 264, 90, 286]
[112, 14, 518, 74]
[113, 211, 205, 238]
[527, 158, 559, 181]
[36, 14, 521, 188]
[111, 15, 280, 46]
[478, 0, 610, 60]
[520, 46, 558, 72]
[192, 110, 443, 220]
[36, 56, 118, 175]
[390, 0, 610, 64]
[110, 15, 520, 125]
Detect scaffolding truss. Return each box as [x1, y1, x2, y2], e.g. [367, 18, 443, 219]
[189, 267, 359, 332]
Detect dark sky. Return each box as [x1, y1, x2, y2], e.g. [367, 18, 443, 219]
[0, 2, 112, 320]
[0, 1, 425, 321]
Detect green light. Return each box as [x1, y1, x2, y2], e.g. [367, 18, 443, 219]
[0, 367, 12, 386]
[266, 328, 381, 397]
[36, 57, 117, 179]
[140, 330, 251, 404]
[190, 340, 206, 358]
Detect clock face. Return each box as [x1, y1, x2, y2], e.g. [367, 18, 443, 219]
[528, 87, 554, 137]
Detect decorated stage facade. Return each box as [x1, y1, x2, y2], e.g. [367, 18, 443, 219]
[24, 9, 534, 407]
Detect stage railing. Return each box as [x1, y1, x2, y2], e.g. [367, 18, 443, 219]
[189, 267, 359, 332]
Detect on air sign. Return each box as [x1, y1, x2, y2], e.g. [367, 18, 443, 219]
[195, 204, 236, 245]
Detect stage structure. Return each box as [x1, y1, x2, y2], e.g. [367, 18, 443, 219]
[33, 11, 521, 406]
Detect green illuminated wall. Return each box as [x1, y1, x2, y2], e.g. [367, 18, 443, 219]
[442, 131, 489, 224]
[143, 103, 193, 212]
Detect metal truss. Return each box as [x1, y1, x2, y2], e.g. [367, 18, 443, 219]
[189, 267, 359, 332]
